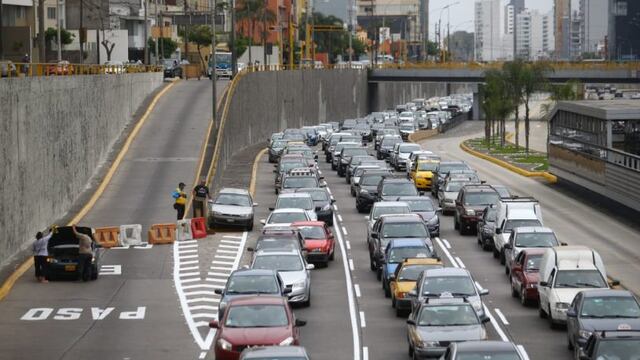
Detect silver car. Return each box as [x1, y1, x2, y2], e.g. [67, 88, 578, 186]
[273, 193, 317, 221]
[251, 249, 314, 306]
[208, 188, 257, 231]
[240, 345, 310, 360]
[367, 201, 411, 235]
[437, 180, 469, 213]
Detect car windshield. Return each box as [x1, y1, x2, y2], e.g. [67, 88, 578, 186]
[399, 145, 420, 153]
[445, 181, 467, 192]
[302, 190, 328, 201]
[525, 255, 543, 271]
[343, 148, 368, 157]
[417, 305, 478, 326]
[297, 226, 326, 239]
[388, 247, 431, 263]
[493, 186, 511, 198]
[406, 200, 434, 212]
[277, 197, 313, 210]
[381, 138, 401, 147]
[257, 238, 299, 251]
[268, 212, 308, 224]
[439, 163, 469, 173]
[504, 219, 542, 232]
[397, 264, 442, 281]
[554, 270, 607, 289]
[594, 339, 640, 358]
[382, 183, 418, 196]
[417, 162, 438, 171]
[226, 275, 280, 294]
[280, 162, 306, 173]
[289, 149, 314, 158]
[271, 140, 287, 148]
[372, 206, 410, 220]
[224, 305, 288, 328]
[400, 124, 415, 131]
[215, 194, 251, 207]
[464, 192, 500, 206]
[382, 223, 427, 238]
[457, 353, 521, 360]
[283, 177, 318, 189]
[515, 233, 558, 248]
[422, 276, 476, 296]
[580, 296, 640, 318]
[253, 254, 303, 271]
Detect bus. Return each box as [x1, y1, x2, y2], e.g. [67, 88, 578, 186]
[208, 52, 233, 79]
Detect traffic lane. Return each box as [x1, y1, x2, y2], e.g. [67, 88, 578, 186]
[436, 213, 570, 360]
[319, 150, 506, 360]
[421, 126, 640, 293]
[248, 152, 355, 360]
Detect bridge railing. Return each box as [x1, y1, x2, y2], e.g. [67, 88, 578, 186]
[0, 62, 163, 78]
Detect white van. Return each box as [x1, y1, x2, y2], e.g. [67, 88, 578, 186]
[493, 197, 543, 262]
[538, 246, 613, 326]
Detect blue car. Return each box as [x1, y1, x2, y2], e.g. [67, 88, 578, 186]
[381, 238, 436, 298]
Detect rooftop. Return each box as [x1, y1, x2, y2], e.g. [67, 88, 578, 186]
[556, 100, 640, 120]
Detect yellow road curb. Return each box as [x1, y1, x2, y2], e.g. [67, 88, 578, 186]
[459, 141, 557, 184]
[249, 148, 268, 196]
[0, 80, 177, 302]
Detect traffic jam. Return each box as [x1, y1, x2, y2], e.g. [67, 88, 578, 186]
[206, 96, 639, 360]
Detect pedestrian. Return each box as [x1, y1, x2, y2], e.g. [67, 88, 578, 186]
[172, 182, 187, 220]
[22, 53, 30, 74]
[192, 179, 210, 218]
[72, 225, 94, 282]
[32, 230, 51, 283]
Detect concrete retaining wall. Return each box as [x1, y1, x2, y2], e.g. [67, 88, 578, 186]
[369, 82, 475, 111]
[211, 69, 368, 191]
[0, 73, 163, 266]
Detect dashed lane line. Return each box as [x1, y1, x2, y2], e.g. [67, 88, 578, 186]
[354, 284, 361, 298]
[517, 345, 530, 360]
[455, 256, 466, 269]
[363, 346, 369, 360]
[346, 241, 351, 250]
[359, 311, 366, 328]
[342, 226, 348, 235]
[338, 214, 343, 222]
[494, 308, 510, 325]
[442, 239, 452, 249]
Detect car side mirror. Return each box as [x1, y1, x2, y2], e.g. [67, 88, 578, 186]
[371, 233, 378, 238]
[260, 219, 266, 225]
[479, 289, 489, 296]
[503, 243, 512, 250]
[209, 320, 219, 329]
[610, 280, 620, 287]
[268, 207, 274, 211]
[406, 319, 416, 325]
[512, 265, 522, 273]
[306, 264, 315, 270]
[295, 319, 307, 327]
[214, 289, 223, 295]
[314, 155, 318, 160]
[253, 203, 259, 207]
[389, 274, 396, 281]
[495, 228, 502, 234]
[95, 243, 103, 249]
[566, 308, 577, 318]
[331, 199, 336, 204]
[561, 242, 568, 246]
[539, 281, 548, 287]
[481, 315, 491, 323]
[273, 169, 278, 173]
[283, 287, 292, 295]
[436, 208, 442, 213]
[419, 191, 425, 196]
[319, 176, 325, 180]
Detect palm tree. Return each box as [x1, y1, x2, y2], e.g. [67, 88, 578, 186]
[521, 61, 551, 154]
[483, 69, 514, 148]
[502, 60, 525, 148]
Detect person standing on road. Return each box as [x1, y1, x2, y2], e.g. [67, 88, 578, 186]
[32, 230, 51, 283]
[72, 225, 94, 282]
[173, 182, 187, 220]
[192, 179, 210, 218]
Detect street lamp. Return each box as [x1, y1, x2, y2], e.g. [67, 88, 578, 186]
[436, 1, 458, 62]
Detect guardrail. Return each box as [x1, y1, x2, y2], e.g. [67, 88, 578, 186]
[0, 62, 163, 78]
[439, 113, 468, 133]
[549, 134, 640, 173]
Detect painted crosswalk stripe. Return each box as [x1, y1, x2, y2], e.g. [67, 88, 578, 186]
[181, 278, 201, 284]
[186, 297, 220, 304]
[184, 290, 218, 296]
[181, 254, 199, 260]
[181, 260, 199, 265]
[216, 249, 238, 254]
[205, 278, 228, 283]
[182, 284, 221, 290]
[191, 313, 217, 319]
[223, 235, 242, 239]
[220, 239, 240, 245]
[207, 272, 230, 277]
[214, 255, 236, 260]
[179, 244, 199, 249]
[210, 266, 232, 271]
[219, 244, 239, 249]
[191, 305, 218, 311]
[211, 260, 234, 265]
[442, 239, 451, 249]
[179, 239, 198, 244]
[179, 266, 199, 272]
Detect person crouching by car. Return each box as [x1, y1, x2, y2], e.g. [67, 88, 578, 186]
[72, 225, 94, 282]
[32, 231, 51, 283]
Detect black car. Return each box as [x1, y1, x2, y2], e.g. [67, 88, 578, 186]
[214, 269, 289, 318]
[454, 184, 500, 235]
[337, 147, 368, 177]
[376, 135, 402, 160]
[376, 177, 419, 202]
[46, 226, 101, 281]
[477, 205, 498, 251]
[441, 341, 524, 360]
[163, 59, 183, 78]
[268, 139, 289, 163]
[354, 170, 393, 213]
[430, 161, 472, 196]
[567, 290, 640, 351]
[396, 196, 441, 237]
[345, 156, 377, 183]
[295, 187, 335, 225]
[578, 330, 640, 360]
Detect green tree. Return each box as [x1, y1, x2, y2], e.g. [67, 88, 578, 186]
[148, 37, 179, 59]
[502, 59, 526, 148]
[541, 80, 581, 120]
[44, 27, 75, 53]
[521, 61, 552, 154]
[188, 25, 214, 69]
[483, 69, 514, 147]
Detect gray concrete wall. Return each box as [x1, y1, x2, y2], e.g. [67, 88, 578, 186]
[0, 73, 163, 267]
[211, 69, 368, 191]
[369, 82, 475, 111]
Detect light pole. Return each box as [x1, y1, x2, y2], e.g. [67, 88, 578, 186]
[230, 0, 237, 76]
[211, 0, 217, 129]
[144, 0, 149, 64]
[56, 0, 62, 61]
[436, 1, 457, 62]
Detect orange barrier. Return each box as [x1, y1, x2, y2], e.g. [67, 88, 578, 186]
[148, 223, 176, 245]
[94, 227, 121, 248]
[191, 217, 207, 239]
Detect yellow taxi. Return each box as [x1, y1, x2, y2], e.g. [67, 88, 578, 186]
[409, 159, 440, 190]
[390, 257, 444, 316]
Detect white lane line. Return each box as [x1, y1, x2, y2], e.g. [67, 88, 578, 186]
[359, 311, 366, 328]
[216, 249, 238, 254]
[231, 232, 249, 269]
[455, 256, 466, 268]
[483, 305, 509, 342]
[179, 272, 201, 278]
[332, 213, 362, 360]
[349, 259, 355, 271]
[184, 291, 218, 296]
[442, 238, 452, 249]
[207, 272, 230, 277]
[363, 347, 369, 360]
[342, 226, 348, 235]
[186, 297, 220, 304]
[210, 266, 232, 271]
[179, 244, 199, 249]
[178, 249, 198, 254]
[516, 345, 530, 360]
[475, 281, 485, 291]
[199, 351, 207, 359]
[333, 204, 338, 211]
[354, 284, 361, 298]
[181, 278, 201, 284]
[205, 278, 228, 283]
[182, 284, 221, 290]
[218, 244, 239, 249]
[326, 187, 332, 194]
[181, 254, 199, 260]
[494, 308, 510, 325]
[214, 255, 236, 260]
[346, 241, 351, 250]
[181, 260, 199, 265]
[191, 305, 218, 311]
[338, 214, 343, 222]
[435, 237, 458, 268]
[211, 260, 234, 265]
[179, 239, 198, 244]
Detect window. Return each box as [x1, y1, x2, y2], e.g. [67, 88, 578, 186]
[47, 7, 57, 19]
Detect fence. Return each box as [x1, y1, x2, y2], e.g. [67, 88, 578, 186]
[439, 113, 468, 133]
[0, 62, 163, 78]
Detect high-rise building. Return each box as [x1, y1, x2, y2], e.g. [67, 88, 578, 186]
[611, 0, 640, 60]
[579, 0, 609, 56]
[542, 10, 556, 57]
[554, 0, 571, 59]
[474, 0, 501, 61]
[570, 10, 582, 60]
[515, 10, 531, 59]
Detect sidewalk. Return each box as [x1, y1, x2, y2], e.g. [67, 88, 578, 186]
[506, 120, 548, 154]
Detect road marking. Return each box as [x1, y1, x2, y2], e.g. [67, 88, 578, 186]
[223, 235, 242, 239]
[178, 249, 198, 254]
[354, 284, 361, 297]
[442, 238, 451, 249]
[220, 239, 240, 245]
[494, 308, 510, 325]
[199, 352, 207, 359]
[363, 347, 369, 360]
[338, 214, 343, 222]
[475, 281, 484, 291]
[342, 226, 348, 235]
[179, 272, 201, 278]
[181, 260, 199, 266]
[326, 187, 332, 194]
[210, 266, 232, 271]
[207, 272, 230, 277]
[349, 259, 355, 271]
[332, 213, 362, 360]
[218, 244, 239, 249]
[455, 256, 466, 268]
[483, 305, 509, 342]
[179, 244, 199, 249]
[191, 305, 218, 311]
[434, 237, 458, 267]
[179, 266, 199, 272]
[516, 345, 530, 360]
[214, 255, 236, 260]
[333, 205, 338, 211]
[182, 284, 221, 290]
[359, 311, 366, 328]
[216, 249, 238, 254]
[99, 265, 122, 275]
[205, 278, 227, 283]
[346, 241, 351, 250]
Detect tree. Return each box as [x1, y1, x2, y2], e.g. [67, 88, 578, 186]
[502, 60, 525, 148]
[541, 80, 581, 120]
[185, 25, 213, 69]
[483, 69, 514, 147]
[521, 61, 551, 154]
[44, 27, 75, 51]
[148, 37, 179, 60]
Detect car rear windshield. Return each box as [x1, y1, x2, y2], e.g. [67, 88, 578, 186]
[515, 233, 558, 248]
[580, 296, 640, 318]
[422, 276, 476, 296]
[404, 200, 433, 212]
[554, 270, 607, 289]
[418, 304, 478, 326]
[342, 148, 368, 157]
[595, 340, 640, 359]
[283, 177, 318, 189]
[464, 192, 500, 206]
[397, 264, 442, 281]
[277, 197, 313, 210]
[504, 219, 542, 232]
[388, 246, 432, 263]
[280, 162, 306, 173]
[297, 226, 326, 239]
[457, 352, 521, 360]
[300, 190, 328, 201]
[445, 181, 467, 192]
[253, 254, 303, 271]
[215, 194, 251, 207]
[224, 305, 288, 327]
[361, 174, 386, 186]
[372, 206, 410, 220]
[417, 162, 438, 171]
[381, 183, 419, 197]
[382, 223, 427, 238]
[257, 239, 299, 251]
[269, 212, 308, 224]
[399, 144, 420, 153]
[381, 138, 402, 146]
[226, 275, 279, 294]
[438, 163, 469, 173]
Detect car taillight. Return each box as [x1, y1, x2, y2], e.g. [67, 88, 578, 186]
[397, 292, 405, 299]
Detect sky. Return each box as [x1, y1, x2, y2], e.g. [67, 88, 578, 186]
[314, 0, 559, 40]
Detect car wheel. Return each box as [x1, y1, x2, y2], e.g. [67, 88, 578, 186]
[500, 250, 506, 265]
[408, 343, 414, 357]
[505, 264, 510, 275]
[510, 277, 518, 298]
[376, 268, 381, 281]
[454, 216, 459, 230]
[329, 248, 335, 261]
[91, 264, 98, 280]
[568, 335, 574, 350]
[493, 247, 499, 259]
[396, 307, 405, 317]
[548, 306, 558, 329]
[370, 255, 376, 271]
[539, 305, 548, 318]
[521, 287, 529, 306]
[351, 188, 356, 196]
[392, 294, 396, 308]
[247, 221, 253, 231]
[303, 290, 311, 307]
[383, 281, 391, 298]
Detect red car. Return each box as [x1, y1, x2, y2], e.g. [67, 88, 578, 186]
[292, 221, 336, 266]
[210, 296, 306, 360]
[509, 248, 545, 306]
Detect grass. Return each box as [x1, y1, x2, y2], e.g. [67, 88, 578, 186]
[465, 137, 550, 171]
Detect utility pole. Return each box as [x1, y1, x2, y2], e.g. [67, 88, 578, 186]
[155, 0, 159, 64]
[262, 0, 266, 66]
[231, 0, 237, 76]
[144, 0, 149, 64]
[79, 0, 83, 63]
[0, 0, 4, 60]
[211, 0, 217, 129]
[347, 0, 352, 64]
[57, 0, 62, 61]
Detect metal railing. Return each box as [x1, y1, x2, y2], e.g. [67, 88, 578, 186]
[549, 134, 640, 173]
[0, 62, 163, 78]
